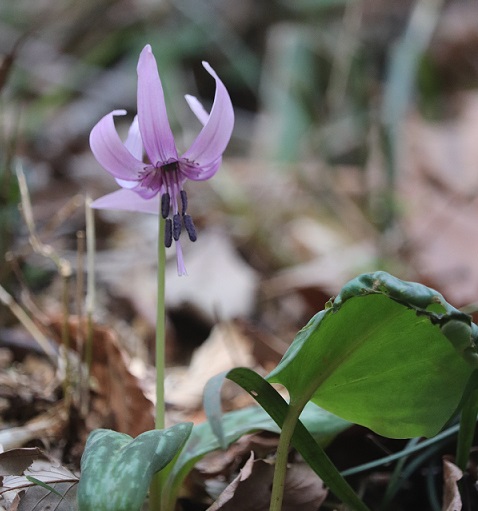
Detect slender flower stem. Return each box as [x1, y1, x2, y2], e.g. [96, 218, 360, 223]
[269, 402, 304, 511]
[156, 214, 167, 429]
[150, 214, 167, 511]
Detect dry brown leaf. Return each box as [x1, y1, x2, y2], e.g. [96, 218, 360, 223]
[442, 458, 463, 511]
[0, 403, 68, 451]
[165, 229, 259, 322]
[207, 452, 255, 511]
[0, 447, 78, 511]
[165, 322, 255, 410]
[401, 100, 478, 305]
[0, 448, 47, 476]
[49, 317, 154, 437]
[207, 452, 328, 511]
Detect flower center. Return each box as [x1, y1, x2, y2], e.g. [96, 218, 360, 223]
[159, 161, 197, 249]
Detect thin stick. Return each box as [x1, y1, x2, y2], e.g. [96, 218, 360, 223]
[0, 284, 57, 361]
[85, 196, 96, 375]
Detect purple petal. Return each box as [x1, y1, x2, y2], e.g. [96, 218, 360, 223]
[91, 189, 160, 214]
[174, 240, 187, 276]
[179, 157, 221, 181]
[137, 45, 178, 165]
[124, 115, 143, 160]
[115, 177, 138, 189]
[90, 110, 145, 181]
[181, 62, 234, 167]
[185, 94, 209, 126]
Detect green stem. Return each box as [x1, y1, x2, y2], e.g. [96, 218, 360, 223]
[269, 402, 304, 511]
[156, 214, 166, 430]
[150, 214, 167, 511]
[456, 387, 478, 471]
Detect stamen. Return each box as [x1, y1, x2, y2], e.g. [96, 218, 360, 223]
[183, 215, 197, 242]
[161, 193, 170, 219]
[161, 161, 179, 173]
[173, 214, 182, 241]
[180, 190, 188, 215]
[164, 218, 173, 248]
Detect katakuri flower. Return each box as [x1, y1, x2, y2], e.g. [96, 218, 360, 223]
[89, 44, 234, 275]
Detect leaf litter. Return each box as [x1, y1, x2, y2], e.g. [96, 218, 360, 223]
[3, 1, 478, 509]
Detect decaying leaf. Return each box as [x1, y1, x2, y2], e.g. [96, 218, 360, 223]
[165, 321, 256, 410]
[0, 402, 68, 451]
[401, 94, 478, 305]
[0, 448, 48, 476]
[0, 446, 78, 511]
[442, 458, 462, 511]
[49, 317, 154, 437]
[207, 452, 327, 511]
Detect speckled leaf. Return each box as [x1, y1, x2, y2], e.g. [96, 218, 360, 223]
[77, 423, 192, 511]
[267, 272, 478, 439]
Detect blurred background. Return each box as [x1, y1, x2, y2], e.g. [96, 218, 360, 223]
[3, 0, 478, 367]
[3, 0, 478, 508]
[2, 0, 478, 371]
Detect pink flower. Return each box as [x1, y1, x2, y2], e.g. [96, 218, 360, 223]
[89, 44, 234, 275]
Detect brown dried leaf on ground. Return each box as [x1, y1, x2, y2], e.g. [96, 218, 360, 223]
[401, 95, 478, 305]
[165, 229, 259, 323]
[442, 457, 462, 511]
[207, 452, 327, 511]
[49, 317, 154, 437]
[0, 402, 68, 451]
[0, 447, 78, 511]
[165, 321, 256, 410]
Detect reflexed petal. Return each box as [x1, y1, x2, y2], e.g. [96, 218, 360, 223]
[115, 178, 160, 199]
[90, 110, 145, 181]
[179, 157, 221, 181]
[185, 94, 209, 126]
[91, 189, 160, 214]
[124, 115, 143, 160]
[181, 62, 234, 167]
[115, 177, 138, 189]
[137, 45, 178, 165]
[174, 240, 187, 276]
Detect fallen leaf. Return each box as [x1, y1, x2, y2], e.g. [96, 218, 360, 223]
[0, 448, 47, 476]
[0, 402, 68, 451]
[49, 317, 154, 437]
[165, 322, 256, 410]
[401, 98, 478, 305]
[165, 229, 259, 323]
[207, 452, 328, 511]
[207, 452, 255, 510]
[0, 447, 78, 511]
[442, 458, 462, 511]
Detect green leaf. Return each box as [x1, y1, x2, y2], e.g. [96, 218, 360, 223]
[267, 271, 478, 438]
[203, 368, 370, 511]
[77, 423, 192, 511]
[162, 399, 350, 510]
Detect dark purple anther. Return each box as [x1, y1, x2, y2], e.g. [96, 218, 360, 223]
[173, 214, 182, 241]
[183, 214, 197, 242]
[180, 190, 188, 215]
[164, 218, 173, 247]
[161, 192, 170, 219]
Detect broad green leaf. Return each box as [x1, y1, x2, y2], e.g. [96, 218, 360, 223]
[267, 272, 478, 439]
[162, 400, 351, 510]
[77, 423, 192, 511]
[202, 368, 370, 511]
